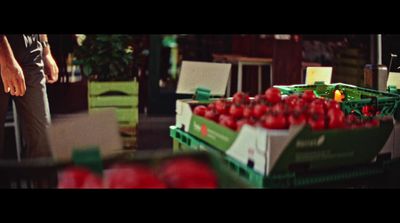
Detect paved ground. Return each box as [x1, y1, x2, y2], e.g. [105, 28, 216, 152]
[137, 115, 176, 151]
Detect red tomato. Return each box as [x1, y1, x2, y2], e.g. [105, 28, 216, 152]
[345, 114, 359, 124]
[204, 108, 219, 122]
[193, 105, 207, 117]
[219, 115, 237, 130]
[325, 100, 341, 110]
[362, 105, 376, 117]
[253, 104, 268, 118]
[293, 103, 305, 114]
[307, 114, 326, 130]
[229, 104, 244, 119]
[327, 108, 344, 120]
[105, 166, 166, 189]
[288, 114, 307, 126]
[284, 94, 299, 107]
[263, 114, 288, 129]
[218, 114, 229, 123]
[215, 100, 229, 115]
[308, 103, 325, 115]
[158, 158, 218, 189]
[302, 90, 316, 102]
[265, 87, 282, 104]
[295, 98, 306, 107]
[207, 103, 215, 110]
[327, 108, 345, 129]
[233, 92, 250, 105]
[310, 99, 325, 109]
[243, 106, 253, 118]
[362, 105, 369, 116]
[236, 119, 256, 131]
[271, 103, 286, 115]
[254, 94, 267, 104]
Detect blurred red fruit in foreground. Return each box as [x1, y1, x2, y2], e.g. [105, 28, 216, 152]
[158, 158, 218, 189]
[58, 167, 100, 189]
[105, 166, 166, 189]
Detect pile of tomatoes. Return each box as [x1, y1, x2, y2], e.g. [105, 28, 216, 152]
[193, 87, 381, 131]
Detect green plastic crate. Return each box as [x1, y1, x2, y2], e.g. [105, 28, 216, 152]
[170, 125, 400, 188]
[275, 83, 400, 120]
[89, 95, 139, 108]
[88, 81, 139, 96]
[90, 107, 138, 125]
[88, 80, 139, 127]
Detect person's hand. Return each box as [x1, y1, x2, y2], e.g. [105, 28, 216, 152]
[43, 54, 59, 84]
[0, 59, 26, 96]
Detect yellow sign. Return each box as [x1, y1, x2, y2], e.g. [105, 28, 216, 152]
[387, 72, 400, 89]
[305, 67, 333, 85]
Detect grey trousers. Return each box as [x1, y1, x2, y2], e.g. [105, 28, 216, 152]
[0, 35, 51, 158]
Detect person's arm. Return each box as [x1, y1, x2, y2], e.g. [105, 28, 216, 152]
[39, 34, 59, 84]
[0, 35, 26, 96]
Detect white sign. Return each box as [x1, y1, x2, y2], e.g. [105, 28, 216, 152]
[387, 72, 400, 89]
[305, 67, 332, 85]
[177, 61, 231, 96]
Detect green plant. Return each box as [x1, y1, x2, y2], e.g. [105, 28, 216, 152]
[73, 34, 135, 81]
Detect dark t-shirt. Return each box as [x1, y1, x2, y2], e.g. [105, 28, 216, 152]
[5, 34, 42, 70]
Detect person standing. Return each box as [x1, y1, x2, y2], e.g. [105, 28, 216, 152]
[0, 34, 59, 158]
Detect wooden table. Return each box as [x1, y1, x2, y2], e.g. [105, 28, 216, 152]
[213, 54, 273, 96]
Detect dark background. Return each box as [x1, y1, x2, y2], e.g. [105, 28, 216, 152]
[45, 34, 398, 116]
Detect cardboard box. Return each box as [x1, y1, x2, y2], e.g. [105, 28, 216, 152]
[386, 121, 400, 159]
[179, 107, 393, 175]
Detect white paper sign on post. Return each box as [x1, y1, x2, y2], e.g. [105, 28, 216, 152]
[177, 61, 232, 96]
[305, 67, 333, 85]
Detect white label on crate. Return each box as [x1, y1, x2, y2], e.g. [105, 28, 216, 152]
[226, 125, 266, 175]
[176, 101, 193, 132]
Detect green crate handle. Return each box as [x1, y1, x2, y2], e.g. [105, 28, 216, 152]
[72, 146, 103, 174]
[388, 85, 398, 94]
[194, 87, 211, 102]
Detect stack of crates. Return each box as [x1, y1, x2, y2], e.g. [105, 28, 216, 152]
[88, 80, 139, 149]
